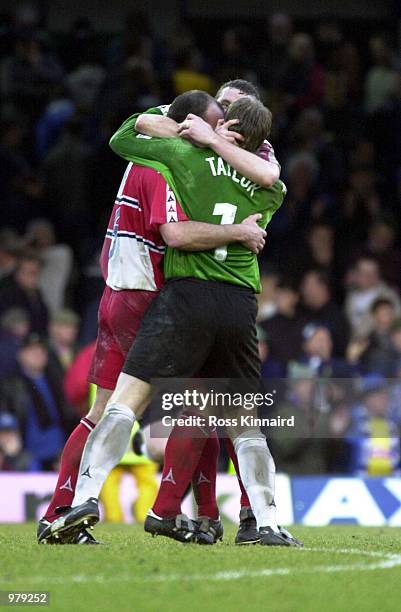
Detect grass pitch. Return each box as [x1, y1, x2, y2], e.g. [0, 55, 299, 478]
[1, 524, 401, 612]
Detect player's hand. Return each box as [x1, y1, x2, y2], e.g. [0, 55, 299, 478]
[215, 118, 244, 145]
[177, 114, 215, 147]
[239, 213, 266, 255]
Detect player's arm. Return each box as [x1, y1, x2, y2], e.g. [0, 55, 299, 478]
[109, 114, 178, 167]
[148, 173, 266, 254]
[179, 114, 280, 188]
[135, 114, 179, 138]
[160, 214, 266, 254]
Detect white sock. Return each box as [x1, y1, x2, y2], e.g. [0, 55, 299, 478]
[73, 403, 135, 506]
[234, 432, 279, 532]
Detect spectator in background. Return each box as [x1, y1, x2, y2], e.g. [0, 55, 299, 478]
[338, 41, 363, 106]
[347, 139, 376, 173]
[345, 255, 401, 338]
[304, 224, 335, 276]
[48, 309, 80, 373]
[65, 50, 105, 114]
[256, 269, 279, 323]
[0, 30, 63, 122]
[281, 33, 325, 112]
[366, 67, 401, 188]
[86, 112, 127, 238]
[299, 270, 350, 356]
[339, 168, 382, 250]
[104, 10, 154, 72]
[0, 334, 76, 470]
[0, 411, 37, 471]
[64, 341, 96, 416]
[25, 219, 73, 312]
[364, 219, 401, 288]
[261, 280, 303, 373]
[357, 298, 397, 375]
[364, 35, 399, 115]
[35, 85, 75, 159]
[217, 26, 254, 84]
[41, 116, 93, 252]
[0, 308, 30, 379]
[269, 376, 334, 474]
[314, 18, 343, 66]
[77, 294, 102, 347]
[344, 375, 400, 475]
[389, 322, 401, 376]
[0, 251, 48, 336]
[291, 107, 345, 193]
[60, 17, 97, 72]
[282, 223, 337, 285]
[282, 151, 320, 234]
[0, 229, 21, 286]
[323, 41, 364, 147]
[99, 57, 161, 127]
[291, 323, 353, 378]
[259, 12, 293, 93]
[173, 47, 214, 95]
[0, 113, 44, 230]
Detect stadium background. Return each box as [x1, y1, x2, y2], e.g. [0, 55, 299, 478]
[1, 0, 401, 526]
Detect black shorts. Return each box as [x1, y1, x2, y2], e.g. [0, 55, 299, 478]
[123, 277, 260, 385]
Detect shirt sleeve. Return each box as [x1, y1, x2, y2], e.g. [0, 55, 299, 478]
[131, 105, 168, 125]
[258, 140, 281, 168]
[109, 113, 180, 169]
[148, 172, 189, 228]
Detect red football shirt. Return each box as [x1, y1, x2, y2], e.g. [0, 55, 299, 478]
[100, 163, 188, 291]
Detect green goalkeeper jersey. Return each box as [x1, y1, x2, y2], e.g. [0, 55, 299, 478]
[109, 113, 286, 293]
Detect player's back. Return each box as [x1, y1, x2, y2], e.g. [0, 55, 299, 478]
[159, 138, 286, 293]
[100, 163, 166, 292]
[110, 116, 286, 293]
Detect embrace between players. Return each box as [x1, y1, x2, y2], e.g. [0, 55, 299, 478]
[37, 79, 302, 548]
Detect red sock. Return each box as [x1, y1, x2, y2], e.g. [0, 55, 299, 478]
[44, 417, 96, 521]
[224, 438, 251, 508]
[152, 424, 208, 518]
[192, 432, 220, 519]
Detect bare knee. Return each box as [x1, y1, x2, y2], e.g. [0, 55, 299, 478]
[86, 387, 113, 423]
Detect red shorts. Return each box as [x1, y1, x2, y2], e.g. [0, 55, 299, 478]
[88, 286, 158, 390]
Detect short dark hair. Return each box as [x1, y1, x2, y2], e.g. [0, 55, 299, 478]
[303, 268, 331, 289]
[167, 90, 218, 123]
[225, 97, 272, 152]
[277, 278, 299, 293]
[355, 254, 379, 267]
[216, 79, 261, 100]
[371, 297, 394, 314]
[16, 249, 43, 268]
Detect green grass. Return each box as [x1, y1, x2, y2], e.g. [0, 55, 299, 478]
[1, 524, 401, 612]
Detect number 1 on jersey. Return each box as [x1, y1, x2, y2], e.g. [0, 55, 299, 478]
[212, 203, 237, 262]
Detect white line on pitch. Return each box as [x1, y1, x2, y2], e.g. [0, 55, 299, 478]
[3, 547, 401, 585]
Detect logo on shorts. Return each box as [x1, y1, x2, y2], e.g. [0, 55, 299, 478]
[81, 466, 92, 478]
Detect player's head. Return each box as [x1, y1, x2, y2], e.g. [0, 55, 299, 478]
[215, 79, 261, 112]
[167, 90, 223, 128]
[225, 97, 272, 153]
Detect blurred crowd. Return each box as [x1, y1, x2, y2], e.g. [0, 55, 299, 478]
[1, 4, 401, 476]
